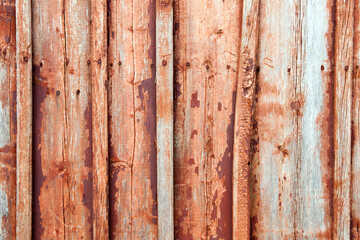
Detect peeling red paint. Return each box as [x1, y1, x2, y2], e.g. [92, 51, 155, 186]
[190, 92, 200, 108]
[32, 82, 48, 239]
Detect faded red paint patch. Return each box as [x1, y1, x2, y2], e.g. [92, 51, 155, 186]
[109, 166, 120, 240]
[137, 78, 158, 226]
[351, 217, 360, 239]
[84, 104, 92, 168]
[188, 158, 195, 165]
[32, 81, 49, 239]
[209, 91, 236, 240]
[191, 130, 198, 139]
[174, 81, 182, 99]
[190, 92, 200, 108]
[82, 171, 93, 227]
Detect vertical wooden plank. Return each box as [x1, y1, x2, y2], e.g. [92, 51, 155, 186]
[156, 0, 173, 239]
[232, 0, 260, 238]
[352, 1, 360, 238]
[63, 0, 93, 238]
[15, 0, 32, 238]
[0, 0, 16, 239]
[32, 0, 66, 238]
[108, 0, 134, 237]
[252, 0, 335, 238]
[251, 2, 297, 238]
[293, 2, 335, 238]
[108, 0, 157, 238]
[334, 0, 354, 239]
[174, 0, 241, 239]
[90, 0, 108, 238]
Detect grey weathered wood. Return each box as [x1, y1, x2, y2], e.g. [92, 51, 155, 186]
[0, 0, 16, 239]
[156, 0, 174, 239]
[252, 0, 334, 238]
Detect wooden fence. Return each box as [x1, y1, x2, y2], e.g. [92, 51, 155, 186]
[0, 0, 359, 239]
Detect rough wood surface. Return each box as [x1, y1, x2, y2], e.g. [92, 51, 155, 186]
[334, 0, 354, 239]
[32, 0, 95, 238]
[352, 1, 360, 238]
[2, 0, 360, 238]
[63, 0, 93, 238]
[108, 0, 158, 239]
[15, 0, 32, 238]
[232, 0, 260, 238]
[251, 0, 335, 238]
[90, 0, 108, 238]
[156, 0, 174, 239]
[32, 0, 66, 237]
[32, 0, 93, 238]
[0, 0, 16, 239]
[174, 0, 241, 239]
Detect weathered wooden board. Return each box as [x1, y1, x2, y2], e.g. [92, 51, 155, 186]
[32, 0, 92, 238]
[63, 0, 93, 238]
[174, 0, 241, 239]
[232, 0, 260, 238]
[108, 0, 158, 239]
[334, 0, 354, 239]
[15, 0, 32, 238]
[32, 0, 66, 237]
[0, 0, 360, 238]
[156, 0, 174, 239]
[90, 0, 108, 239]
[251, 0, 335, 238]
[0, 0, 16, 239]
[352, 1, 360, 239]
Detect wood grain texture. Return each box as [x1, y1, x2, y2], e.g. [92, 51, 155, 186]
[352, 1, 360, 238]
[174, 0, 241, 239]
[334, 0, 354, 239]
[64, 0, 93, 238]
[4, 0, 360, 238]
[0, 0, 16, 239]
[32, 0, 67, 238]
[251, 0, 335, 238]
[156, 0, 174, 239]
[108, 0, 158, 239]
[32, 0, 97, 238]
[232, 0, 260, 238]
[90, 0, 108, 238]
[15, 0, 32, 238]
